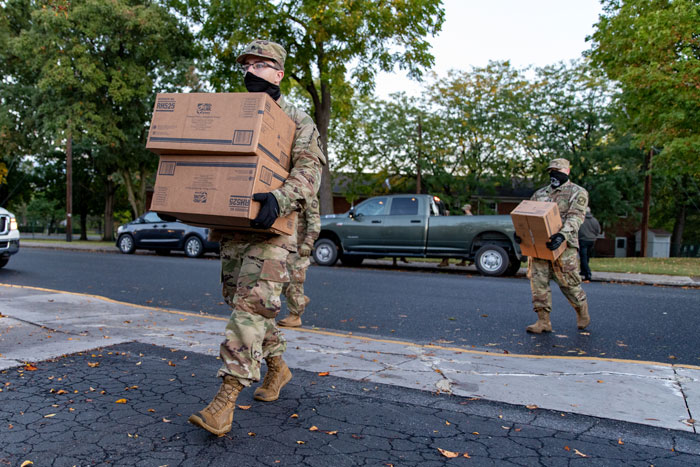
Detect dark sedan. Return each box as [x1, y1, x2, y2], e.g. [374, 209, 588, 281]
[116, 212, 219, 258]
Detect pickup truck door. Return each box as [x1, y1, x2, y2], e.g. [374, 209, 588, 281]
[340, 197, 388, 252]
[381, 196, 427, 254]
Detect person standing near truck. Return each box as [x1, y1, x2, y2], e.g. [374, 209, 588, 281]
[438, 203, 473, 267]
[188, 39, 326, 437]
[578, 207, 601, 282]
[278, 195, 321, 328]
[521, 158, 590, 334]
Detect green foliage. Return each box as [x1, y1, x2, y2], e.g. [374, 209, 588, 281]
[588, 0, 700, 178]
[2, 0, 198, 229]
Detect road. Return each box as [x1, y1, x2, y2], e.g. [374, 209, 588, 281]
[2, 248, 700, 365]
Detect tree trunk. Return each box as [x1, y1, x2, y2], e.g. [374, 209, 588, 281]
[79, 209, 88, 241]
[121, 168, 140, 219]
[314, 82, 334, 215]
[103, 176, 116, 242]
[670, 200, 686, 257]
[639, 150, 653, 257]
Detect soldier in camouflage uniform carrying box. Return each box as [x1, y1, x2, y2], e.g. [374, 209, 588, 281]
[516, 158, 591, 334]
[188, 40, 326, 437]
[278, 195, 321, 328]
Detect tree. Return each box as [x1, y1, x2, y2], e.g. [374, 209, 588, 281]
[7, 0, 197, 239]
[187, 0, 445, 213]
[588, 0, 700, 255]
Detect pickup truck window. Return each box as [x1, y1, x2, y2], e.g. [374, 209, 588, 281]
[355, 197, 388, 216]
[389, 197, 419, 215]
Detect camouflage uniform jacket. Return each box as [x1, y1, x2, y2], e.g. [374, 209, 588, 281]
[530, 181, 588, 250]
[273, 96, 326, 214]
[238, 95, 325, 252]
[298, 196, 321, 249]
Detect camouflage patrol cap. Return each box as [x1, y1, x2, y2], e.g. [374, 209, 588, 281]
[236, 40, 286, 69]
[547, 158, 570, 171]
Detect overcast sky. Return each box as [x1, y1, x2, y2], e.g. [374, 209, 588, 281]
[374, 0, 604, 98]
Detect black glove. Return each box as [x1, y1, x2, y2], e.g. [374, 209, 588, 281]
[252, 193, 280, 229]
[546, 233, 565, 250]
[513, 233, 522, 244]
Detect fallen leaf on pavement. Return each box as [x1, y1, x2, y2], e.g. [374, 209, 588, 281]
[564, 446, 571, 451]
[290, 414, 299, 418]
[309, 426, 319, 431]
[574, 449, 588, 457]
[24, 364, 38, 371]
[296, 441, 305, 444]
[237, 405, 251, 410]
[248, 432, 256, 436]
[463, 453, 471, 458]
[618, 438, 624, 445]
[162, 418, 171, 423]
[21, 461, 33, 467]
[324, 430, 338, 435]
[87, 362, 99, 368]
[44, 414, 56, 418]
[115, 399, 127, 404]
[526, 404, 538, 410]
[437, 448, 459, 458]
[318, 372, 329, 376]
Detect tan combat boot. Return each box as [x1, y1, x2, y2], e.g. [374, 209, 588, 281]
[526, 309, 552, 334]
[575, 302, 590, 329]
[188, 375, 244, 436]
[277, 315, 302, 327]
[254, 356, 292, 402]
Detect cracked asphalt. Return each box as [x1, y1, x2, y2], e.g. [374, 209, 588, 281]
[2, 342, 700, 466]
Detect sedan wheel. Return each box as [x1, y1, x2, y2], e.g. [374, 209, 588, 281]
[118, 234, 135, 254]
[184, 236, 204, 258]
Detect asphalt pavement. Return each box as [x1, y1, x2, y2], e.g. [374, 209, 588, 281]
[1, 242, 699, 465]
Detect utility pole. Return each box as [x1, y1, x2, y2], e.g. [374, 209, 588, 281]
[416, 117, 422, 194]
[639, 149, 653, 257]
[65, 133, 72, 242]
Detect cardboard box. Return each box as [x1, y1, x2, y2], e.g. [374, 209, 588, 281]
[150, 154, 297, 236]
[146, 92, 295, 172]
[510, 200, 567, 261]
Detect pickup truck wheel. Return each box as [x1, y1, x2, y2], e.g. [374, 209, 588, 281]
[0, 257, 8, 268]
[118, 234, 135, 254]
[475, 245, 509, 276]
[313, 239, 339, 266]
[341, 255, 364, 267]
[184, 236, 204, 258]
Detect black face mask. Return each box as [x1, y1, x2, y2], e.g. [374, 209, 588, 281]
[550, 170, 569, 188]
[244, 72, 281, 101]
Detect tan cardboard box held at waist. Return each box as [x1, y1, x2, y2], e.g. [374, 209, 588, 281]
[510, 200, 567, 261]
[146, 92, 298, 236]
[146, 92, 294, 173]
[150, 154, 296, 236]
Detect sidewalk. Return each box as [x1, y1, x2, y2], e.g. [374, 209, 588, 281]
[21, 239, 700, 287]
[1, 283, 699, 465]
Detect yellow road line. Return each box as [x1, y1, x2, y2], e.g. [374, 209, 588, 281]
[3, 282, 700, 371]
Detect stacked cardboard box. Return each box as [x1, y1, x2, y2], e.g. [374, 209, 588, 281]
[510, 201, 567, 261]
[146, 93, 297, 236]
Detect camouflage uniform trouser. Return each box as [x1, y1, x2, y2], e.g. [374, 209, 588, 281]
[281, 252, 311, 317]
[528, 247, 587, 314]
[217, 238, 290, 386]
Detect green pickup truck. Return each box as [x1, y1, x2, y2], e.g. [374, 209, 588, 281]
[312, 194, 523, 276]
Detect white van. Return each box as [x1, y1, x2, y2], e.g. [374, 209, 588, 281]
[0, 207, 20, 268]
